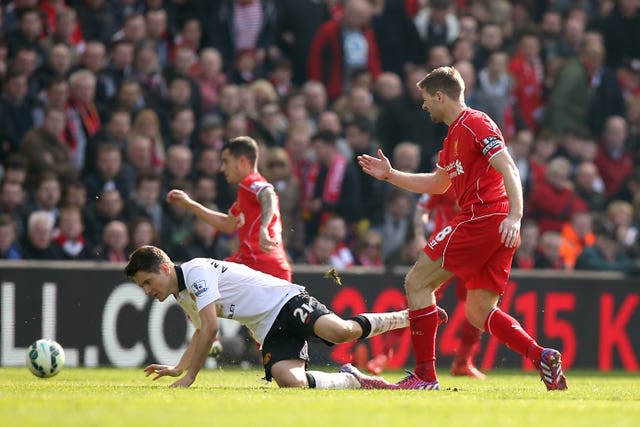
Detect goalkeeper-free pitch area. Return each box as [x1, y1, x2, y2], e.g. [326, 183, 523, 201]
[2, 367, 639, 427]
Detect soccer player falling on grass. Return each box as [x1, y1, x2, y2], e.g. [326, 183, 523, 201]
[124, 245, 405, 389]
[357, 66, 568, 391]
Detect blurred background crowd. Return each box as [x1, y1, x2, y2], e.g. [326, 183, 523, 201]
[0, 0, 638, 274]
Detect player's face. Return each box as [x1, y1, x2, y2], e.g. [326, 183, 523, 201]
[220, 149, 242, 184]
[133, 263, 172, 301]
[421, 89, 443, 123]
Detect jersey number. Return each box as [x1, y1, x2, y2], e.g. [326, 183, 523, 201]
[294, 303, 314, 324]
[435, 226, 453, 242]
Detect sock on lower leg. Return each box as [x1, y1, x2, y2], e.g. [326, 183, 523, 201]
[351, 310, 409, 339]
[484, 308, 543, 361]
[409, 305, 439, 382]
[306, 371, 360, 389]
[455, 319, 482, 364]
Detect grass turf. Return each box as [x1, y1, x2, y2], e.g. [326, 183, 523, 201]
[2, 367, 639, 427]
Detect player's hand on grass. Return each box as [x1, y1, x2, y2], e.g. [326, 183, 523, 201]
[144, 364, 183, 381]
[170, 375, 195, 388]
[499, 215, 521, 248]
[357, 149, 392, 181]
[166, 189, 192, 207]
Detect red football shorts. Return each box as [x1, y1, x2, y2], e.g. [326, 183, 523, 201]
[423, 210, 516, 295]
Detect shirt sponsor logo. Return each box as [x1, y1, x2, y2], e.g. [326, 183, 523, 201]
[444, 159, 465, 179]
[192, 280, 208, 296]
[481, 136, 501, 155]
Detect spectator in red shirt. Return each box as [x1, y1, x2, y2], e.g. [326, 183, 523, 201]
[595, 115, 634, 199]
[508, 31, 544, 132]
[526, 156, 587, 233]
[307, 0, 381, 100]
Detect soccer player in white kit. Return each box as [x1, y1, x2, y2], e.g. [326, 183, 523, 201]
[124, 245, 407, 389]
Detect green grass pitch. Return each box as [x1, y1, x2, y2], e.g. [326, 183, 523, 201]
[2, 367, 639, 427]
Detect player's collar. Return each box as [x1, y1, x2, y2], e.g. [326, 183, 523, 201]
[175, 265, 186, 292]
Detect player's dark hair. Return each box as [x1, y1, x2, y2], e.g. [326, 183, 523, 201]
[416, 66, 464, 100]
[223, 136, 258, 165]
[124, 245, 169, 278]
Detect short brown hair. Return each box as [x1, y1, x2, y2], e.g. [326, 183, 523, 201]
[124, 245, 170, 278]
[416, 66, 464, 100]
[223, 136, 259, 165]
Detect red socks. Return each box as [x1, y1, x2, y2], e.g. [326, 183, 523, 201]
[409, 305, 439, 382]
[485, 308, 543, 361]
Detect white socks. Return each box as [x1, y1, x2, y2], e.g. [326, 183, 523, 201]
[307, 371, 361, 389]
[361, 310, 409, 338]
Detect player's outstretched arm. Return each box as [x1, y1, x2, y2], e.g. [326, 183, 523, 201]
[170, 303, 219, 388]
[358, 149, 451, 194]
[166, 189, 238, 233]
[490, 150, 523, 248]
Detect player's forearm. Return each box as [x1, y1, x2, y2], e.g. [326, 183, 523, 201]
[386, 169, 450, 194]
[502, 163, 524, 219]
[175, 330, 199, 372]
[184, 326, 218, 381]
[184, 199, 236, 233]
[258, 189, 277, 229]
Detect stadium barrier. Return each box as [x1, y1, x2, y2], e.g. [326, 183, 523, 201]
[1, 261, 638, 371]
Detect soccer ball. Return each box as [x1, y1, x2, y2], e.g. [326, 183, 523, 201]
[25, 339, 65, 378]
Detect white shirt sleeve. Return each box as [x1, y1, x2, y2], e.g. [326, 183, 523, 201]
[185, 265, 221, 311]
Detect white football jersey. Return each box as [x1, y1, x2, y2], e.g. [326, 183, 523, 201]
[174, 258, 303, 344]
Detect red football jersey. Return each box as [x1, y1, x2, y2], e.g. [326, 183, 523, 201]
[436, 108, 508, 213]
[227, 173, 292, 280]
[418, 188, 460, 234]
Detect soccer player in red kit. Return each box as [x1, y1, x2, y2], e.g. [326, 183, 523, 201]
[358, 67, 567, 391]
[167, 136, 292, 281]
[416, 189, 486, 379]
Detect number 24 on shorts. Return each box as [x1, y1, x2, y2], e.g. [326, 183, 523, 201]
[294, 303, 314, 323]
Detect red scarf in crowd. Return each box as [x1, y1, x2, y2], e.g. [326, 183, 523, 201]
[54, 234, 85, 257]
[69, 96, 101, 139]
[304, 154, 348, 224]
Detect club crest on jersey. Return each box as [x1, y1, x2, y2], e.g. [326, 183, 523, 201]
[481, 136, 501, 155]
[192, 280, 208, 296]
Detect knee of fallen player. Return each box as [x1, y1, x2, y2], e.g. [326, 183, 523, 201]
[313, 314, 359, 343]
[270, 362, 308, 388]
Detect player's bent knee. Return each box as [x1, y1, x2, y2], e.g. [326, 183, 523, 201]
[274, 376, 306, 388]
[271, 362, 307, 388]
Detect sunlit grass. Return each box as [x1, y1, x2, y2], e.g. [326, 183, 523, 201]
[2, 367, 639, 427]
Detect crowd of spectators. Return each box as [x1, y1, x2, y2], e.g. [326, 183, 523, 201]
[0, 0, 638, 274]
